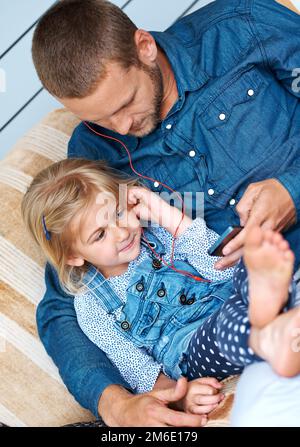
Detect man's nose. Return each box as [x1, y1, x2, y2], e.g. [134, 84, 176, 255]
[110, 115, 133, 135]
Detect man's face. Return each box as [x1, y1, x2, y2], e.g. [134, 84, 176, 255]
[61, 61, 164, 137]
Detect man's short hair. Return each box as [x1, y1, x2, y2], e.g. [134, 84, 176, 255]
[32, 0, 138, 98]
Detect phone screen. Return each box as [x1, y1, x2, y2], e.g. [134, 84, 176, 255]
[207, 226, 243, 257]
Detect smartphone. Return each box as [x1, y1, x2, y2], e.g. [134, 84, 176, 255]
[207, 226, 243, 257]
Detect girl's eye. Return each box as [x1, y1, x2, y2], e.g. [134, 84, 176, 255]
[95, 230, 105, 242]
[117, 209, 124, 220]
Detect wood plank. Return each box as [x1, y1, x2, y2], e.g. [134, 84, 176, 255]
[0, 90, 60, 160]
[185, 0, 215, 16]
[124, 0, 197, 30]
[0, 29, 43, 130]
[0, 1, 56, 57]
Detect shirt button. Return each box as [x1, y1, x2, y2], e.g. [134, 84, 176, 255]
[247, 89, 254, 97]
[229, 198, 236, 206]
[189, 150, 196, 158]
[166, 123, 172, 130]
[219, 113, 226, 121]
[180, 294, 187, 305]
[187, 298, 195, 305]
[153, 181, 159, 188]
[157, 288, 166, 298]
[121, 321, 130, 331]
[208, 188, 215, 196]
[136, 282, 144, 292]
[152, 258, 162, 270]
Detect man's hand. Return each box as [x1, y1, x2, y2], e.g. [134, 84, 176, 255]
[98, 379, 207, 427]
[215, 179, 296, 270]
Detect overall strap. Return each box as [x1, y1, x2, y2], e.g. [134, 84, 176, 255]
[81, 264, 123, 313]
[141, 227, 167, 258]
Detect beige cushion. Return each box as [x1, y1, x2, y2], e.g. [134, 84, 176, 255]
[0, 108, 238, 426]
[0, 109, 95, 426]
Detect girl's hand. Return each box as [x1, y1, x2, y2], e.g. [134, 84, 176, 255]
[127, 186, 193, 236]
[181, 377, 224, 415]
[127, 186, 166, 225]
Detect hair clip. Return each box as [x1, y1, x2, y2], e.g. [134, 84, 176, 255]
[42, 215, 51, 241]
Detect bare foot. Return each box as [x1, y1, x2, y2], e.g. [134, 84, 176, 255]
[244, 227, 295, 328]
[250, 307, 300, 377]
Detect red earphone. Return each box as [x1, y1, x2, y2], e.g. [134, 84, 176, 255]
[83, 121, 210, 283]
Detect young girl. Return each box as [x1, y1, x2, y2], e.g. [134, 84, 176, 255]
[22, 158, 300, 415]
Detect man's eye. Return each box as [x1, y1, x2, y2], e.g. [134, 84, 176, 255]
[95, 230, 105, 242]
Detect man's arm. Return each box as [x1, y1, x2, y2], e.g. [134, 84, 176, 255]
[251, 0, 300, 217]
[215, 0, 300, 269]
[37, 262, 132, 417]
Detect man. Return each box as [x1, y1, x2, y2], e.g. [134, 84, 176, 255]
[31, 0, 300, 426]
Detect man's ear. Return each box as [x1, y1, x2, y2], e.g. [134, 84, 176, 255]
[134, 29, 158, 65]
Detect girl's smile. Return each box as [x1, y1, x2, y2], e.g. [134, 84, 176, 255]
[119, 233, 138, 253]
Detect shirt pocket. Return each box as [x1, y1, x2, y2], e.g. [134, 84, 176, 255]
[138, 158, 173, 194]
[200, 66, 290, 172]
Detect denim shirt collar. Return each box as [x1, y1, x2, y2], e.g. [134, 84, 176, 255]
[150, 31, 210, 97]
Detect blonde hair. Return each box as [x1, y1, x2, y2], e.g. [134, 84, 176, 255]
[21, 158, 139, 295]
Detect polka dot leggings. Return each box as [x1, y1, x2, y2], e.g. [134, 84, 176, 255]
[186, 258, 297, 380]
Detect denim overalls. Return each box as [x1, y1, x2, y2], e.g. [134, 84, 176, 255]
[83, 228, 234, 379]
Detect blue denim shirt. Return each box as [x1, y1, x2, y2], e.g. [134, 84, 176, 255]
[37, 0, 300, 416]
[82, 228, 234, 380]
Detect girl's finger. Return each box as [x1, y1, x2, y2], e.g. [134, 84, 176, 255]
[189, 384, 219, 396]
[188, 403, 220, 415]
[193, 393, 224, 406]
[194, 377, 222, 389]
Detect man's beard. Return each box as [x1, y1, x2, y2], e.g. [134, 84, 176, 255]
[128, 63, 164, 138]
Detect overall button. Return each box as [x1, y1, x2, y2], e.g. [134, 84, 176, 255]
[136, 282, 144, 292]
[121, 321, 130, 331]
[157, 288, 166, 298]
[152, 259, 162, 270]
[187, 298, 195, 305]
[180, 294, 187, 305]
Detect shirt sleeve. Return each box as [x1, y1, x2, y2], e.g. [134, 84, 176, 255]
[250, 0, 300, 220]
[74, 293, 163, 394]
[151, 219, 234, 281]
[251, 0, 300, 100]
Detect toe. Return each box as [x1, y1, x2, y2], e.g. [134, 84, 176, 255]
[284, 249, 295, 263]
[273, 232, 284, 244]
[279, 240, 290, 251]
[264, 229, 274, 243]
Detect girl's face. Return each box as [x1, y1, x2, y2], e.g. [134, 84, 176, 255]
[66, 190, 142, 278]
